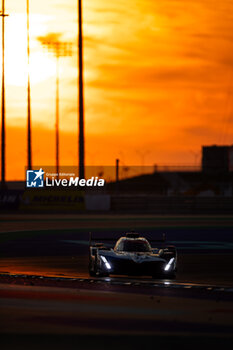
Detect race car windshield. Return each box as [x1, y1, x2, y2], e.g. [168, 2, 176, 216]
[116, 239, 151, 252]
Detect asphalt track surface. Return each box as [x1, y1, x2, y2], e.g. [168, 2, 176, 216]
[1, 214, 233, 349]
[1, 214, 233, 285]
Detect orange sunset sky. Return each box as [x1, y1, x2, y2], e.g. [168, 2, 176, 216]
[1, 0, 233, 180]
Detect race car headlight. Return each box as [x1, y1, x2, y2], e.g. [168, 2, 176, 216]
[100, 255, 111, 270]
[164, 257, 175, 271]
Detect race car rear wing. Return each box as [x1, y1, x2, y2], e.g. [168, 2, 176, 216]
[89, 232, 166, 246]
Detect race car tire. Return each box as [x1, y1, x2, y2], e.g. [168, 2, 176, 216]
[89, 269, 97, 277]
[151, 272, 176, 279]
[165, 272, 176, 280]
[98, 272, 109, 277]
[88, 260, 109, 277]
[89, 270, 109, 277]
[88, 256, 98, 277]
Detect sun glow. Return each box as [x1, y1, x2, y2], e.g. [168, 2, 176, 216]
[2, 0, 233, 181]
[3, 13, 55, 87]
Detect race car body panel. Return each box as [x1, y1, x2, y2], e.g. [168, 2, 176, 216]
[89, 232, 177, 278]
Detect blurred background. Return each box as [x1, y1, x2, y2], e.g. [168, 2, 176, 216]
[1, 0, 233, 180]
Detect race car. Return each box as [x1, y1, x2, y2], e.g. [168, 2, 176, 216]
[88, 232, 177, 278]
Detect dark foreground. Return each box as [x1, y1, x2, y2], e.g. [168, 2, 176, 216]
[1, 280, 233, 350]
[3, 334, 233, 350]
[1, 214, 233, 349]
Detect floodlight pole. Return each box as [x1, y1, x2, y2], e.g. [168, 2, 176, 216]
[38, 36, 72, 178]
[27, 0, 32, 170]
[78, 0, 85, 178]
[55, 53, 59, 176]
[0, 0, 8, 188]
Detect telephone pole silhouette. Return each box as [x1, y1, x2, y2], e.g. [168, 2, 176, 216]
[78, 0, 85, 178]
[0, 0, 8, 188]
[27, 0, 32, 170]
[38, 34, 72, 176]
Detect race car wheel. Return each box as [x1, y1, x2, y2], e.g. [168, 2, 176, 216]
[88, 257, 98, 277]
[98, 272, 109, 277]
[89, 269, 97, 277]
[88, 259, 109, 277]
[89, 269, 109, 277]
[151, 272, 176, 280]
[165, 272, 176, 280]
